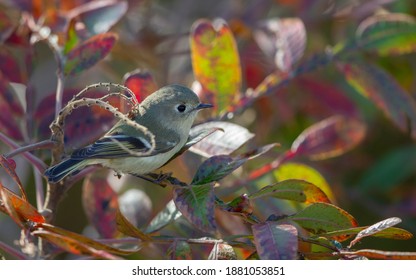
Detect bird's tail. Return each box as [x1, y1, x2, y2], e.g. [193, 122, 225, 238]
[44, 158, 85, 183]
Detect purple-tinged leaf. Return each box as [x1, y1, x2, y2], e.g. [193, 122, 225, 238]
[0, 49, 21, 83]
[290, 202, 358, 241]
[208, 243, 237, 260]
[249, 179, 331, 204]
[82, 173, 119, 238]
[67, 0, 128, 36]
[298, 77, 358, 117]
[356, 13, 416, 56]
[254, 17, 306, 71]
[173, 184, 217, 233]
[145, 200, 182, 233]
[0, 75, 23, 140]
[191, 144, 276, 185]
[64, 32, 118, 76]
[339, 62, 416, 140]
[189, 121, 254, 157]
[168, 241, 192, 260]
[122, 69, 158, 103]
[252, 222, 298, 260]
[349, 217, 402, 248]
[291, 115, 366, 160]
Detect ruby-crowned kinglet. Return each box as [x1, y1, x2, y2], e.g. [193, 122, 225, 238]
[44, 84, 213, 183]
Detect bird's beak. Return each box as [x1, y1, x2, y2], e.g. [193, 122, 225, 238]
[196, 103, 213, 110]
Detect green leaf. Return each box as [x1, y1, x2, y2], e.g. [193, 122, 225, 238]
[249, 179, 331, 204]
[190, 18, 242, 114]
[252, 222, 298, 260]
[291, 115, 366, 160]
[82, 173, 119, 238]
[168, 241, 192, 260]
[356, 13, 416, 56]
[189, 121, 254, 157]
[64, 32, 118, 76]
[358, 145, 416, 192]
[173, 184, 216, 233]
[274, 163, 335, 203]
[145, 200, 182, 233]
[339, 62, 416, 140]
[289, 202, 358, 239]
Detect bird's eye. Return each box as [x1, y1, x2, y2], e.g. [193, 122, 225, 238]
[177, 104, 186, 112]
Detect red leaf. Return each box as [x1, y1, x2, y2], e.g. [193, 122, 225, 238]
[0, 155, 27, 201]
[122, 69, 158, 103]
[82, 172, 119, 238]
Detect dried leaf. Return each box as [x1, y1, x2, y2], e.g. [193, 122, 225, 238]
[349, 217, 402, 247]
[190, 19, 242, 114]
[115, 208, 151, 241]
[173, 184, 217, 233]
[291, 115, 366, 160]
[249, 179, 331, 204]
[64, 32, 118, 76]
[252, 222, 298, 260]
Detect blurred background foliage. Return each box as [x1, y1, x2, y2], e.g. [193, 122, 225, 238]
[1, 0, 416, 259]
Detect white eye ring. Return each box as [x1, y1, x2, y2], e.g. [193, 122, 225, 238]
[177, 104, 186, 112]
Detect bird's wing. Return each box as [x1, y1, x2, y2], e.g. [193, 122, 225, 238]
[70, 134, 178, 159]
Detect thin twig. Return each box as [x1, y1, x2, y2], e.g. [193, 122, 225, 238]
[4, 140, 55, 159]
[33, 168, 45, 212]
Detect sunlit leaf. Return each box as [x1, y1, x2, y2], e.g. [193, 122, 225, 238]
[339, 62, 416, 140]
[290, 202, 358, 240]
[208, 243, 237, 260]
[254, 17, 306, 71]
[145, 200, 182, 233]
[189, 121, 254, 157]
[340, 249, 416, 260]
[173, 184, 217, 233]
[82, 173, 119, 238]
[249, 179, 331, 204]
[356, 13, 416, 56]
[115, 208, 151, 241]
[252, 222, 298, 260]
[64, 32, 118, 76]
[67, 0, 128, 36]
[122, 69, 158, 103]
[35, 223, 138, 256]
[2, 187, 44, 223]
[319, 226, 413, 241]
[349, 217, 402, 247]
[274, 163, 335, 203]
[291, 115, 366, 160]
[0, 155, 27, 200]
[32, 230, 120, 259]
[0, 187, 24, 228]
[168, 241, 192, 260]
[358, 145, 416, 192]
[190, 18, 242, 114]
